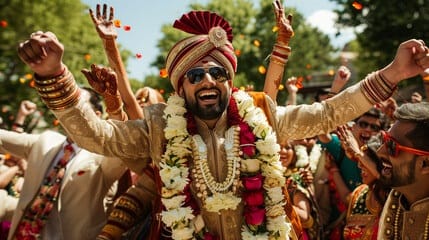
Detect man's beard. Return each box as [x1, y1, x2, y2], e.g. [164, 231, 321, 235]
[379, 157, 416, 188]
[185, 91, 229, 120]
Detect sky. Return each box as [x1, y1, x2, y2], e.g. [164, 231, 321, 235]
[82, 0, 355, 80]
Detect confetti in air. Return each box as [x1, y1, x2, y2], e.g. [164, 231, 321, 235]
[234, 49, 241, 57]
[114, 19, 121, 28]
[272, 26, 279, 33]
[0, 20, 7, 28]
[296, 77, 304, 89]
[258, 65, 266, 74]
[253, 39, 260, 47]
[159, 68, 168, 78]
[352, 1, 363, 10]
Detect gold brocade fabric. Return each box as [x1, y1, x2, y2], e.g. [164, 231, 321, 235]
[378, 190, 429, 240]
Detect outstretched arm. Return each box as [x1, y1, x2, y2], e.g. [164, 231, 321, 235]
[89, 4, 143, 120]
[263, 0, 294, 103]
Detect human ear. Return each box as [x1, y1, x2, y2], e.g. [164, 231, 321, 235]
[420, 158, 429, 175]
[178, 87, 184, 97]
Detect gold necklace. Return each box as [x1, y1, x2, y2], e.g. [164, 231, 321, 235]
[191, 126, 241, 201]
[392, 190, 429, 240]
[424, 212, 429, 240]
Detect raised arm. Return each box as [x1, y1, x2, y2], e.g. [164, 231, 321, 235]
[263, 0, 294, 103]
[89, 4, 143, 120]
[17, 31, 152, 169]
[12, 100, 37, 133]
[285, 76, 298, 106]
[328, 65, 351, 97]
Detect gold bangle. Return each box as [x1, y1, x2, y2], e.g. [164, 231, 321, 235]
[33, 66, 67, 84]
[34, 71, 73, 93]
[45, 88, 81, 110]
[274, 44, 291, 52]
[270, 55, 287, 65]
[38, 83, 77, 99]
[273, 46, 291, 55]
[42, 85, 79, 105]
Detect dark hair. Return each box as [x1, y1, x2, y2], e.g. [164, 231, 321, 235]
[314, 88, 330, 102]
[394, 102, 429, 151]
[354, 107, 387, 130]
[82, 87, 103, 114]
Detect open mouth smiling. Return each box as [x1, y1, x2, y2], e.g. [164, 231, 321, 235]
[197, 90, 219, 104]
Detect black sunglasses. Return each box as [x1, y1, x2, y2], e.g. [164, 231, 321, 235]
[185, 66, 229, 84]
[357, 120, 381, 132]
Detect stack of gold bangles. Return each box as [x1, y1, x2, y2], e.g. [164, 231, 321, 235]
[34, 67, 80, 110]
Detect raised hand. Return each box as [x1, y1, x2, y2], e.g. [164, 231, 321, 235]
[89, 4, 117, 40]
[19, 100, 37, 117]
[298, 165, 314, 186]
[272, 0, 294, 46]
[81, 64, 122, 112]
[285, 76, 298, 94]
[336, 125, 361, 160]
[331, 66, 351, 93]
[17, 31, 64, 77]
[382, 39, 429, 85]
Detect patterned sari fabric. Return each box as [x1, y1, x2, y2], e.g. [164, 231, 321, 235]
[343, 185, 380, 240]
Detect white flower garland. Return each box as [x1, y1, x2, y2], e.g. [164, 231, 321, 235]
[160, 91, 291, 239]
[294, 143, 322, 173]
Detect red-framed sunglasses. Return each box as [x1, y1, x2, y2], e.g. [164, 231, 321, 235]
[381, 131, 429, 157]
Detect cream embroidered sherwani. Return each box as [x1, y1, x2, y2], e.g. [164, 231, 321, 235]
[51, 84, 372, 239]
[0, 130, 127, 240]
[378, 190, 429, 240]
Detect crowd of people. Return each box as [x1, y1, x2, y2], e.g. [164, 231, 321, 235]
[1, 0, 429, 239]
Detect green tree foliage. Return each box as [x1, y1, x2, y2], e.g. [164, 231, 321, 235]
[0, 0, 131, 130]
[329, 0, 429, 84]
[148, 0, 336, 104]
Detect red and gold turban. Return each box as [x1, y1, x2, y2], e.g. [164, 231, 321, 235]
[165, 11, 237, 91]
